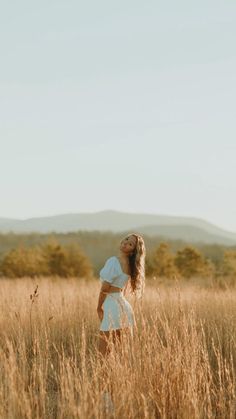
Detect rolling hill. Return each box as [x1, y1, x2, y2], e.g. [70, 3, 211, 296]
[0, 210, 236, 245]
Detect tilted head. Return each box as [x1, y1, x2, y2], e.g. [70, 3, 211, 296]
[120, 232, 146, 255]
[119, 234, 138, 256]
[119, 233, 146, 298]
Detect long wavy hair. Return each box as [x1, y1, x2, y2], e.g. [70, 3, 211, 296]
[122, 233, 146, 299]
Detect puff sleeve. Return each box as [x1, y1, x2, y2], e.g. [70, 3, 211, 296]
[99, 257, 119, 284]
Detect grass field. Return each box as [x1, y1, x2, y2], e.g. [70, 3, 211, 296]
[0, 276, 235, 418]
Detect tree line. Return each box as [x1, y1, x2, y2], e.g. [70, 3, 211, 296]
[146, 242, 236, 288]
[0, 238, 93, 278]
[0, 233, 235, 287]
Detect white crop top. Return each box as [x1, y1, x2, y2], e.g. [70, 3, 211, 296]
[99, 256, 130, 289]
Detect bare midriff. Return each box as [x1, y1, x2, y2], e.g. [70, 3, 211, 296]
[107, 285, 123, 293]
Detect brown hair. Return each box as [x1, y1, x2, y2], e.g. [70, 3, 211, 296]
[126, 233, 146, 299]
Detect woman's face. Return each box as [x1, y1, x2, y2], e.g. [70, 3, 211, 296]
[120, 235, 137, 255]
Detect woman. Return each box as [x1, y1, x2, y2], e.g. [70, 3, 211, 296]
[97, 233, 146, 357]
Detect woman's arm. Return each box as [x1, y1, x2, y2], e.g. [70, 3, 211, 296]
[97, 281, 111, 310]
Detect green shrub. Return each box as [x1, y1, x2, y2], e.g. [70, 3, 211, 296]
[0, 239, 93, 279]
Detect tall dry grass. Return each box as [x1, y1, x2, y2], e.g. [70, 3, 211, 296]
[0, 276, 235, 418]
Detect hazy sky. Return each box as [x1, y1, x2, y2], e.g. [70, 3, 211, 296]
[1, 1, 236, 231]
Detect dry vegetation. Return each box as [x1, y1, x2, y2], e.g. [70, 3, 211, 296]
[0, 276, 235, 418]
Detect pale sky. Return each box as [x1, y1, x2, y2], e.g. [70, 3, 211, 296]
[1, 1, 236, 232]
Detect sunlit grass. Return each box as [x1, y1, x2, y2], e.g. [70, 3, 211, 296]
[0, 276, 235, 418]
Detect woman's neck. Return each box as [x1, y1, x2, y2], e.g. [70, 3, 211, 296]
[117, 251, 129, 262]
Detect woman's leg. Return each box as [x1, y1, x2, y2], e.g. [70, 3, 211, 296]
[97, 331, 111, 393]
[98, 330, 111, 358]
[98, 327, 131, 359]
[111, 326, 134, 353]
[115, 326, 133, 338]
[97, 331, 115, 414]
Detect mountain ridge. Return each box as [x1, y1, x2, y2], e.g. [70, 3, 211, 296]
[0, 210, 235, 245]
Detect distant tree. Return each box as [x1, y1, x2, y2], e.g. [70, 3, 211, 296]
[40, 240, 68, 276]
[40, 239, 93, 278]
[0, 245, 46, 278]
[64, 242, 93, 278]
[213, 250, 236, 288]
[148, 242, 178, 279]
[174, 246, 210, 279]
[0, 239, 93, 279]
[220, 250, 236, 278]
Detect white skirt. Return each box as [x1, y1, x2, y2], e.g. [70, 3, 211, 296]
[99, 292, 135, 331]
